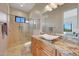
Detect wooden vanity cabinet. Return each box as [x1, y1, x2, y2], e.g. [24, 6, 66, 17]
[31, 37, 38, 56]
[32, 37, 57, 56]
[55, 49, 62, 56]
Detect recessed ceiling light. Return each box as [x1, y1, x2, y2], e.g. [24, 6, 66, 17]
[20, 4, 23, 7]
[49, 3, 58, 9]
[26, 21, 29, 23]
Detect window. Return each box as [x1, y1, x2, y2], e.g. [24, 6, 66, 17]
[64, 23, 72, 32]
[15, 16, 26, 23]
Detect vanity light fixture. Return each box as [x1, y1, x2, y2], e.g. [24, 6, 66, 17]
[43, 3, 64, 13]
[49, 3, 58, 9]
[45, 5, 52, 11]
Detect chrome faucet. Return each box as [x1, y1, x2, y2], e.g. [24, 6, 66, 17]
[73, 32, 79, 37]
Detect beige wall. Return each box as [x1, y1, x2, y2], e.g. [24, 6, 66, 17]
[47, 12, 63, 34]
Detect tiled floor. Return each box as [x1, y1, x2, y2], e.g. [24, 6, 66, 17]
[4, 43, 32, 56]
[0, 34, 8, 55]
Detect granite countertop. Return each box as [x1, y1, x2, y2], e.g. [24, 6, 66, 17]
[32, 35, 79, 56]
[52, 39, 79, 56]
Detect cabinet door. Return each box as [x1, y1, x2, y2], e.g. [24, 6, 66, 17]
[32, 37, 57, 56]
[41, 47, 56, 56]
[56, 50, 62, 56]
[31, 37, 40, 56]
[39, 49, 50, 56]
[31, 38, 37, 56]
[41, 43, 56, 55]
[37, 39, 56, 56]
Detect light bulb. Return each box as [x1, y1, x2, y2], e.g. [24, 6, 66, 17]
[45, 5, 52, 11]
[49, 3, 58, 9]
[56, 3, 64, 6]
[20, 4, 23, 7]
[26, 21, 29, 23]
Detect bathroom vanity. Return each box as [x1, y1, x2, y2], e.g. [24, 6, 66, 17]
[32, 35, 79, 56]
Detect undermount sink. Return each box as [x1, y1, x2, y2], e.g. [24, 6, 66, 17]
[40, 34, 60, 40]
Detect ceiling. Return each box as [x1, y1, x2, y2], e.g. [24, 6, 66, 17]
[10, 3, 35, 12]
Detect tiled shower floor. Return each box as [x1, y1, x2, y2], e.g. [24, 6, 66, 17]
[4, 43, 32, 56]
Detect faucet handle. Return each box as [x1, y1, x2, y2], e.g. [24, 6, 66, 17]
[73, 32, 76, 35]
